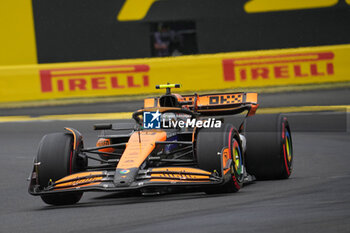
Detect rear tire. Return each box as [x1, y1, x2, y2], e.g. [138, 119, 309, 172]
[196, 124, 244, 193]
[244, 114, 293, 180]
[37, 133, 85, 205]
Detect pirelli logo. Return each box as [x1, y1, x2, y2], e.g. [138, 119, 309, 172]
[222, 52, 334, 81]
[40, 64, 150, 93]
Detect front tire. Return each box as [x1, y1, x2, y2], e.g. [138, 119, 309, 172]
[37, 133, 85, 205]
[196, 124, 244, 193]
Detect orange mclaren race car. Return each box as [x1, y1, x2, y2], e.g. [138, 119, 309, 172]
[28, 84, 293, 205]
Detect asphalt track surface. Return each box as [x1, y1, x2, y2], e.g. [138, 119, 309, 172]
[1, 88, 350, 233]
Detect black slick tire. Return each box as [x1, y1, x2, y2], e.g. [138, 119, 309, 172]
[244, 114, 293, 180]
[196, 123, 244, 194]
[37, 133, 84, 205]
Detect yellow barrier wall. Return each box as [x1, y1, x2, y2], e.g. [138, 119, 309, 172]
[0, 44, 349, 103]
[0, 0, 37, 66]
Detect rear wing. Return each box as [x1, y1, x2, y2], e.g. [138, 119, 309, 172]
[144, 92, 259, 116]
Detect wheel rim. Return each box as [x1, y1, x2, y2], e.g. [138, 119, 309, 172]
[285, 131, 292, 163]
[232, 139, 243, 180]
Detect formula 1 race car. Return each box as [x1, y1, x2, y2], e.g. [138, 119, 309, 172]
[28, 84, 293, 205]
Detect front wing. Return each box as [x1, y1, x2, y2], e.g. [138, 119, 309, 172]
[28, 167, 227, 195]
